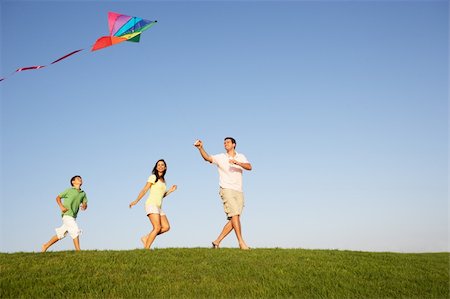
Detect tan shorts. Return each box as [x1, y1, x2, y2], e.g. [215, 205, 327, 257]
[219, 188, 244, 219]
[55, 215, 81, 239]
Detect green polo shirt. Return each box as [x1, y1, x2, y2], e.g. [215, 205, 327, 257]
[59, 187, 88, 218]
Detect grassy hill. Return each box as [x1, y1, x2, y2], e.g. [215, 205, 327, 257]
[1, 248, 448, 298]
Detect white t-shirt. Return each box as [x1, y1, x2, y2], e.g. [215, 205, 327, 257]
[211, 152, 249, 192]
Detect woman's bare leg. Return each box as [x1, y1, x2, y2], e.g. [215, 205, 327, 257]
[141, 214, 169, 247]
[144, 214, 161, 249]
[159, 215, 170, 235]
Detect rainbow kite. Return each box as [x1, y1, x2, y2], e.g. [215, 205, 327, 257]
[0, 12, 157, 82]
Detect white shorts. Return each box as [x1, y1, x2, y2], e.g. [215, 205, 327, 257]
[55, 215, 81, 239]
[145, 204, 166, 216]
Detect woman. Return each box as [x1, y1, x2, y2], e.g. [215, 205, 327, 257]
[129, 159, 177, 249]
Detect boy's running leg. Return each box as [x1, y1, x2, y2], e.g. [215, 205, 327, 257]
[73, 236, 81, 251]
[42, 235, 59, 252]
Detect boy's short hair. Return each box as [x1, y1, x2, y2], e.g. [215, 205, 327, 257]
[70, 175, 81, 186]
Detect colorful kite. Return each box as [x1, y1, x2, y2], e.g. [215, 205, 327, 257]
[0, 12, 157, 82]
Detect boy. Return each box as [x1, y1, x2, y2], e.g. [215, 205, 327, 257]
[42, 175, 88, 252]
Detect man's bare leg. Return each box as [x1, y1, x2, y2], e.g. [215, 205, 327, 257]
[231, 215, 249, 250]
[213, 220, 233, 248]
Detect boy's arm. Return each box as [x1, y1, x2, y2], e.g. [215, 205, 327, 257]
[56, 195, 68, 213]
[81, 193, 88, 210]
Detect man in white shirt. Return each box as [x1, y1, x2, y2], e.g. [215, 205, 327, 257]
[194, 137, 252, 250]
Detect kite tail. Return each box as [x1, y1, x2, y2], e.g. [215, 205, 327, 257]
[51, 49, 84, 64]
[1, 12, 157, 83]
[0, 48, 85, 82]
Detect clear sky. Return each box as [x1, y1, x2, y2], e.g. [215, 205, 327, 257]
[0, 0, 448, 253]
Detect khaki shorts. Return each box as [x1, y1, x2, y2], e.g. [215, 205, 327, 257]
[219, 188, 244, 219]
[55, 215, 81, 239]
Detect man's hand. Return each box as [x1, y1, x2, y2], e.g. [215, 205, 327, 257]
[229, 159, 239, 165]
[194, 139, 202, 148]
[194, 139, 213, 163]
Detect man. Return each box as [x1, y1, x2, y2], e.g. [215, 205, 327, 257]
[194, 137, 252, 250]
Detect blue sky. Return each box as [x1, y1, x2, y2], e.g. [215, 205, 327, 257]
[0, 0, 448, 253]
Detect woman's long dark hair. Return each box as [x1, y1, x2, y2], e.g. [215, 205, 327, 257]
[152, 159, 167, 183]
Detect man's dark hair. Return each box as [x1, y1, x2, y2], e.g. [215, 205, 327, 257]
[70, 175, 82, 186]
[224, 137, 236, 148]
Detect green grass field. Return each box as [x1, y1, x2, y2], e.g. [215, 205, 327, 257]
[1, 248, 448, 298]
